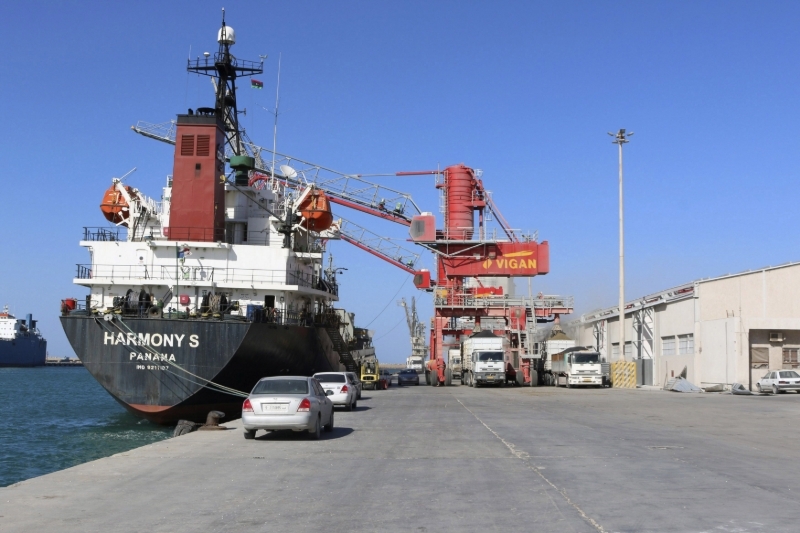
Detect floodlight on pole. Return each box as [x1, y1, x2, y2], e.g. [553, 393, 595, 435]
[609, 129, 633, 361]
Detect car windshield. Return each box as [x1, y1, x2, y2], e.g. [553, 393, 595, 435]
[314, 373, 346, 383]
[573, 353, 600, 364]
[477, 352, 504, 362]
[253, 379, 309, 395]
[401, 370, 415, 374]
[779, 371, 800, 378]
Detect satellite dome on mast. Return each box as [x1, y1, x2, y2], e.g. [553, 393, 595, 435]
[218, 25, 235, 45]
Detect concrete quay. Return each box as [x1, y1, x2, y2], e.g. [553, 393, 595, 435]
[3, 385, 800, 532]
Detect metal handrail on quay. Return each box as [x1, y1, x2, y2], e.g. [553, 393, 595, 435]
[434, 291, 574, 311]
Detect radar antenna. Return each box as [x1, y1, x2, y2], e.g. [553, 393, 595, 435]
[186, 9, 264, 155]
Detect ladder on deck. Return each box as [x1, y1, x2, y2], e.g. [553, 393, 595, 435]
[324, 326, 358, 372]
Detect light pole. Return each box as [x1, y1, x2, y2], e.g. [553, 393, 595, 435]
[609, 129, 633, 361]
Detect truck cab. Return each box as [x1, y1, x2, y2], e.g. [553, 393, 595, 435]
[551, 348, 603, 387]
[406, 355, 424, 373]
[461, 331, 508, 387]
[447, 348, 462, 381]
[472, 350, 505, 385]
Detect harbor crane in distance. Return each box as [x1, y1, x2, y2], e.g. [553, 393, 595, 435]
[132, 121, 574, 387]
[398, 297, 428, 372]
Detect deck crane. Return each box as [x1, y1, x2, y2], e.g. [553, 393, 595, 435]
[132, 122, 573, 387]
[398, 297, 428, 371]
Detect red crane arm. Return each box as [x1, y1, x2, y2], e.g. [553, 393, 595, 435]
[328, 196, 411, 226]
[339, 234, 417, 275]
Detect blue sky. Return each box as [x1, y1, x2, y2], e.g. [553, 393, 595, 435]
[2, 1, 800, 362]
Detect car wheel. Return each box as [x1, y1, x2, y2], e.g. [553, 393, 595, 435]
[324, 410, 334, 432]
[773, 384, 779, 395]
[756, 383, 762, 393]
[309, 416, 322, 440]
[243, 430, 256, 440]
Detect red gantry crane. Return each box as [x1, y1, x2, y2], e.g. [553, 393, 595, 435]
[132, 121, 573, 386]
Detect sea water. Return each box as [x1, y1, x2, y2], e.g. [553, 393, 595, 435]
[0, 367, 171, 487]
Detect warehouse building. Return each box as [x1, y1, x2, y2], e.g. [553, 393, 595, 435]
[569, 262, 800, 390]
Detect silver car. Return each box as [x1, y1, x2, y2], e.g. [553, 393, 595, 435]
[756, 370, 800, 394]
[242, 376, 334, 440]
[314, 372, 358, 410]
[346, 371, 363, 399]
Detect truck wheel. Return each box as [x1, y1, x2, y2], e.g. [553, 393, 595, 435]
[516, 373, 525, 387]
[445, 369, 452, 387]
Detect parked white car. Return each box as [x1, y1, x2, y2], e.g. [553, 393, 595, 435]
[756, 370, 800, 394]
[242, 376, 334, 440]
[314, 372, 358, 410]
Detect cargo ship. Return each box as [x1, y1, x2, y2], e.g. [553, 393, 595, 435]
[60, 14, 359, 424]
[0, 307, 47, 367]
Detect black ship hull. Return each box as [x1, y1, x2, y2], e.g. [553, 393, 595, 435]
[60, 315, 338, 424]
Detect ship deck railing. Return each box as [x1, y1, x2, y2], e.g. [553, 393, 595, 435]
[83, 227, 124, 242]
[63, 303, 343, 329]
[74, 264, 337, 294]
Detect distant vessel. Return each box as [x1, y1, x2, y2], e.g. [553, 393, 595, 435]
[0, 307, 47, 367]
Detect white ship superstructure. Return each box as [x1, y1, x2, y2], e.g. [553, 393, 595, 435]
[79, 174, 340, 321]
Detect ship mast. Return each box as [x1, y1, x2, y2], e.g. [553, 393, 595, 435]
[186, 8, 263, 155]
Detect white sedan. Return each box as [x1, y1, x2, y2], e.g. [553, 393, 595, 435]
[242, 376, 334, 440]
[756, 370, 800, 394]
[314, 372, 358, 410]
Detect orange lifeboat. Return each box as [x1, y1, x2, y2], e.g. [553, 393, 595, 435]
[298, 187, 333, 231]
[100, 182, 138, 225]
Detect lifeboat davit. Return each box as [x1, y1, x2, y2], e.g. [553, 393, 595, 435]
[100, 183, 138, 225]
[298, 188, 333, 231]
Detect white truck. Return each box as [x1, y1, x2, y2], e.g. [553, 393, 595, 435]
[548, 347, 603, 388]
[406, 355, 424, 372]
[461, 331, 508, 387]
[447, 348, 462, 382]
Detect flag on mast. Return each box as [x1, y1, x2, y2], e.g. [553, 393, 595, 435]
[251, 79, 264, 89]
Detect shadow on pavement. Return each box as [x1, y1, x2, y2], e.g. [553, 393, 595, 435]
[253, 427, 354, 441]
